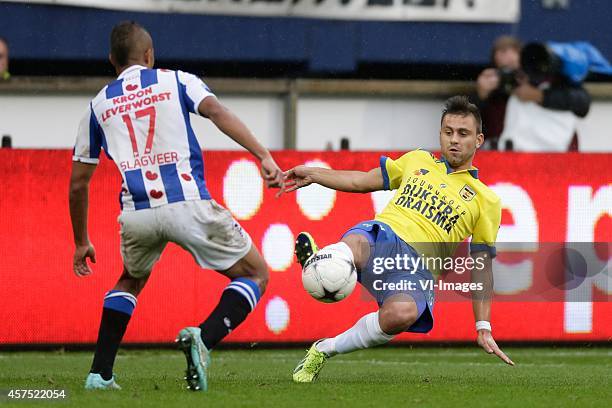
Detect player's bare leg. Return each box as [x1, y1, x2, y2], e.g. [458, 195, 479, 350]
[86, 269, 150, 390]
[378, 295, 419, 334]
[112, 271, 150, 295]
[339, 233, 370, 271]
[178, 245, 269, 391]
[218, 244, 269, 292]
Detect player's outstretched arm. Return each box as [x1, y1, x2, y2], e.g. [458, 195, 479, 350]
[69, 162, 97, 277]
[282, 165, 384, 194]
[198, 97, 282, 189]
[471, 251, 515, 366]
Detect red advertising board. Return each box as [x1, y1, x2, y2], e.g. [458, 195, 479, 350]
[0, 150, 610, 344]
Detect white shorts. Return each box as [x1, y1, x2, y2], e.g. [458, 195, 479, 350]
[118, 199, 252, 278]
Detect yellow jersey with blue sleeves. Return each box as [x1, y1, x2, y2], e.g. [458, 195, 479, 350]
[375, 149, 501, 264]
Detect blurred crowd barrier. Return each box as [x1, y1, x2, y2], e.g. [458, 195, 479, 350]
[1, 78, 611, 151]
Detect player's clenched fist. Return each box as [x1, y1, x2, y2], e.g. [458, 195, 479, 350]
[259, 155, 283, 189]
[73, 244, 96, 277]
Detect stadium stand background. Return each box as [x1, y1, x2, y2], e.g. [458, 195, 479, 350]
[1, 0, 612, 151]
[1, 0, 612, 152]
[1, 0, 612, 79]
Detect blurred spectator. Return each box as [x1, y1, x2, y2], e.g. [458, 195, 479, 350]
[472, 36, 522, 149]
[499, 42, 591, 152]
[0, 37, 9, 80]
[340, 137, 350, 151]
[472, 37, 591, 151]
[2, 135, 11, 148]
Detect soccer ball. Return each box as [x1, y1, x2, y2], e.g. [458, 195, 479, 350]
[302, 247, 357, 303]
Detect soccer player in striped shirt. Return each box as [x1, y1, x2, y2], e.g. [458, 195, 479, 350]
[69, 21, 282, 391]
[285, 96, 514, 383]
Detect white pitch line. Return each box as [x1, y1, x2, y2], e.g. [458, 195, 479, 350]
[208, 356, 578, 369]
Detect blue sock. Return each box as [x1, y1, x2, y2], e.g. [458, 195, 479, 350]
[103, 290, 137, 315]
[91, 291, 137, 380]
[225, 277, 261, 311]
[199, 278, 261, 349]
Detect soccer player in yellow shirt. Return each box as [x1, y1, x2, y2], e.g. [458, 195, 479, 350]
[285, 96, 514, 383]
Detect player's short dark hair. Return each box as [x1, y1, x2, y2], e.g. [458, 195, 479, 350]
[0, 36, 8, 48]
[110, 21, 148, 67]
[441, 96, 482, 134]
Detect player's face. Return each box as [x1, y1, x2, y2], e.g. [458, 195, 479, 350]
[439, 114, 483, 170]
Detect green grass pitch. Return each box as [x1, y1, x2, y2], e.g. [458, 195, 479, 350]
[1, 347, 610, 407]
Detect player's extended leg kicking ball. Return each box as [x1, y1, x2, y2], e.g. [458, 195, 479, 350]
[292, 228, 435, 383]
[286, 96, 514, 383]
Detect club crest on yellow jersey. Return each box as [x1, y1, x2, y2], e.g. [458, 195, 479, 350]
[459, 184, 476, 202]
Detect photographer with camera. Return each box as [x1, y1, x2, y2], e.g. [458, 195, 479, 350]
[472, 36, 522, 149]
[499, 42, 591, 152]
[473, 36, 591, 151]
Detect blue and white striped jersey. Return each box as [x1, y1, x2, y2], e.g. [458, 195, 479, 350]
[73, 65, 214, 211]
